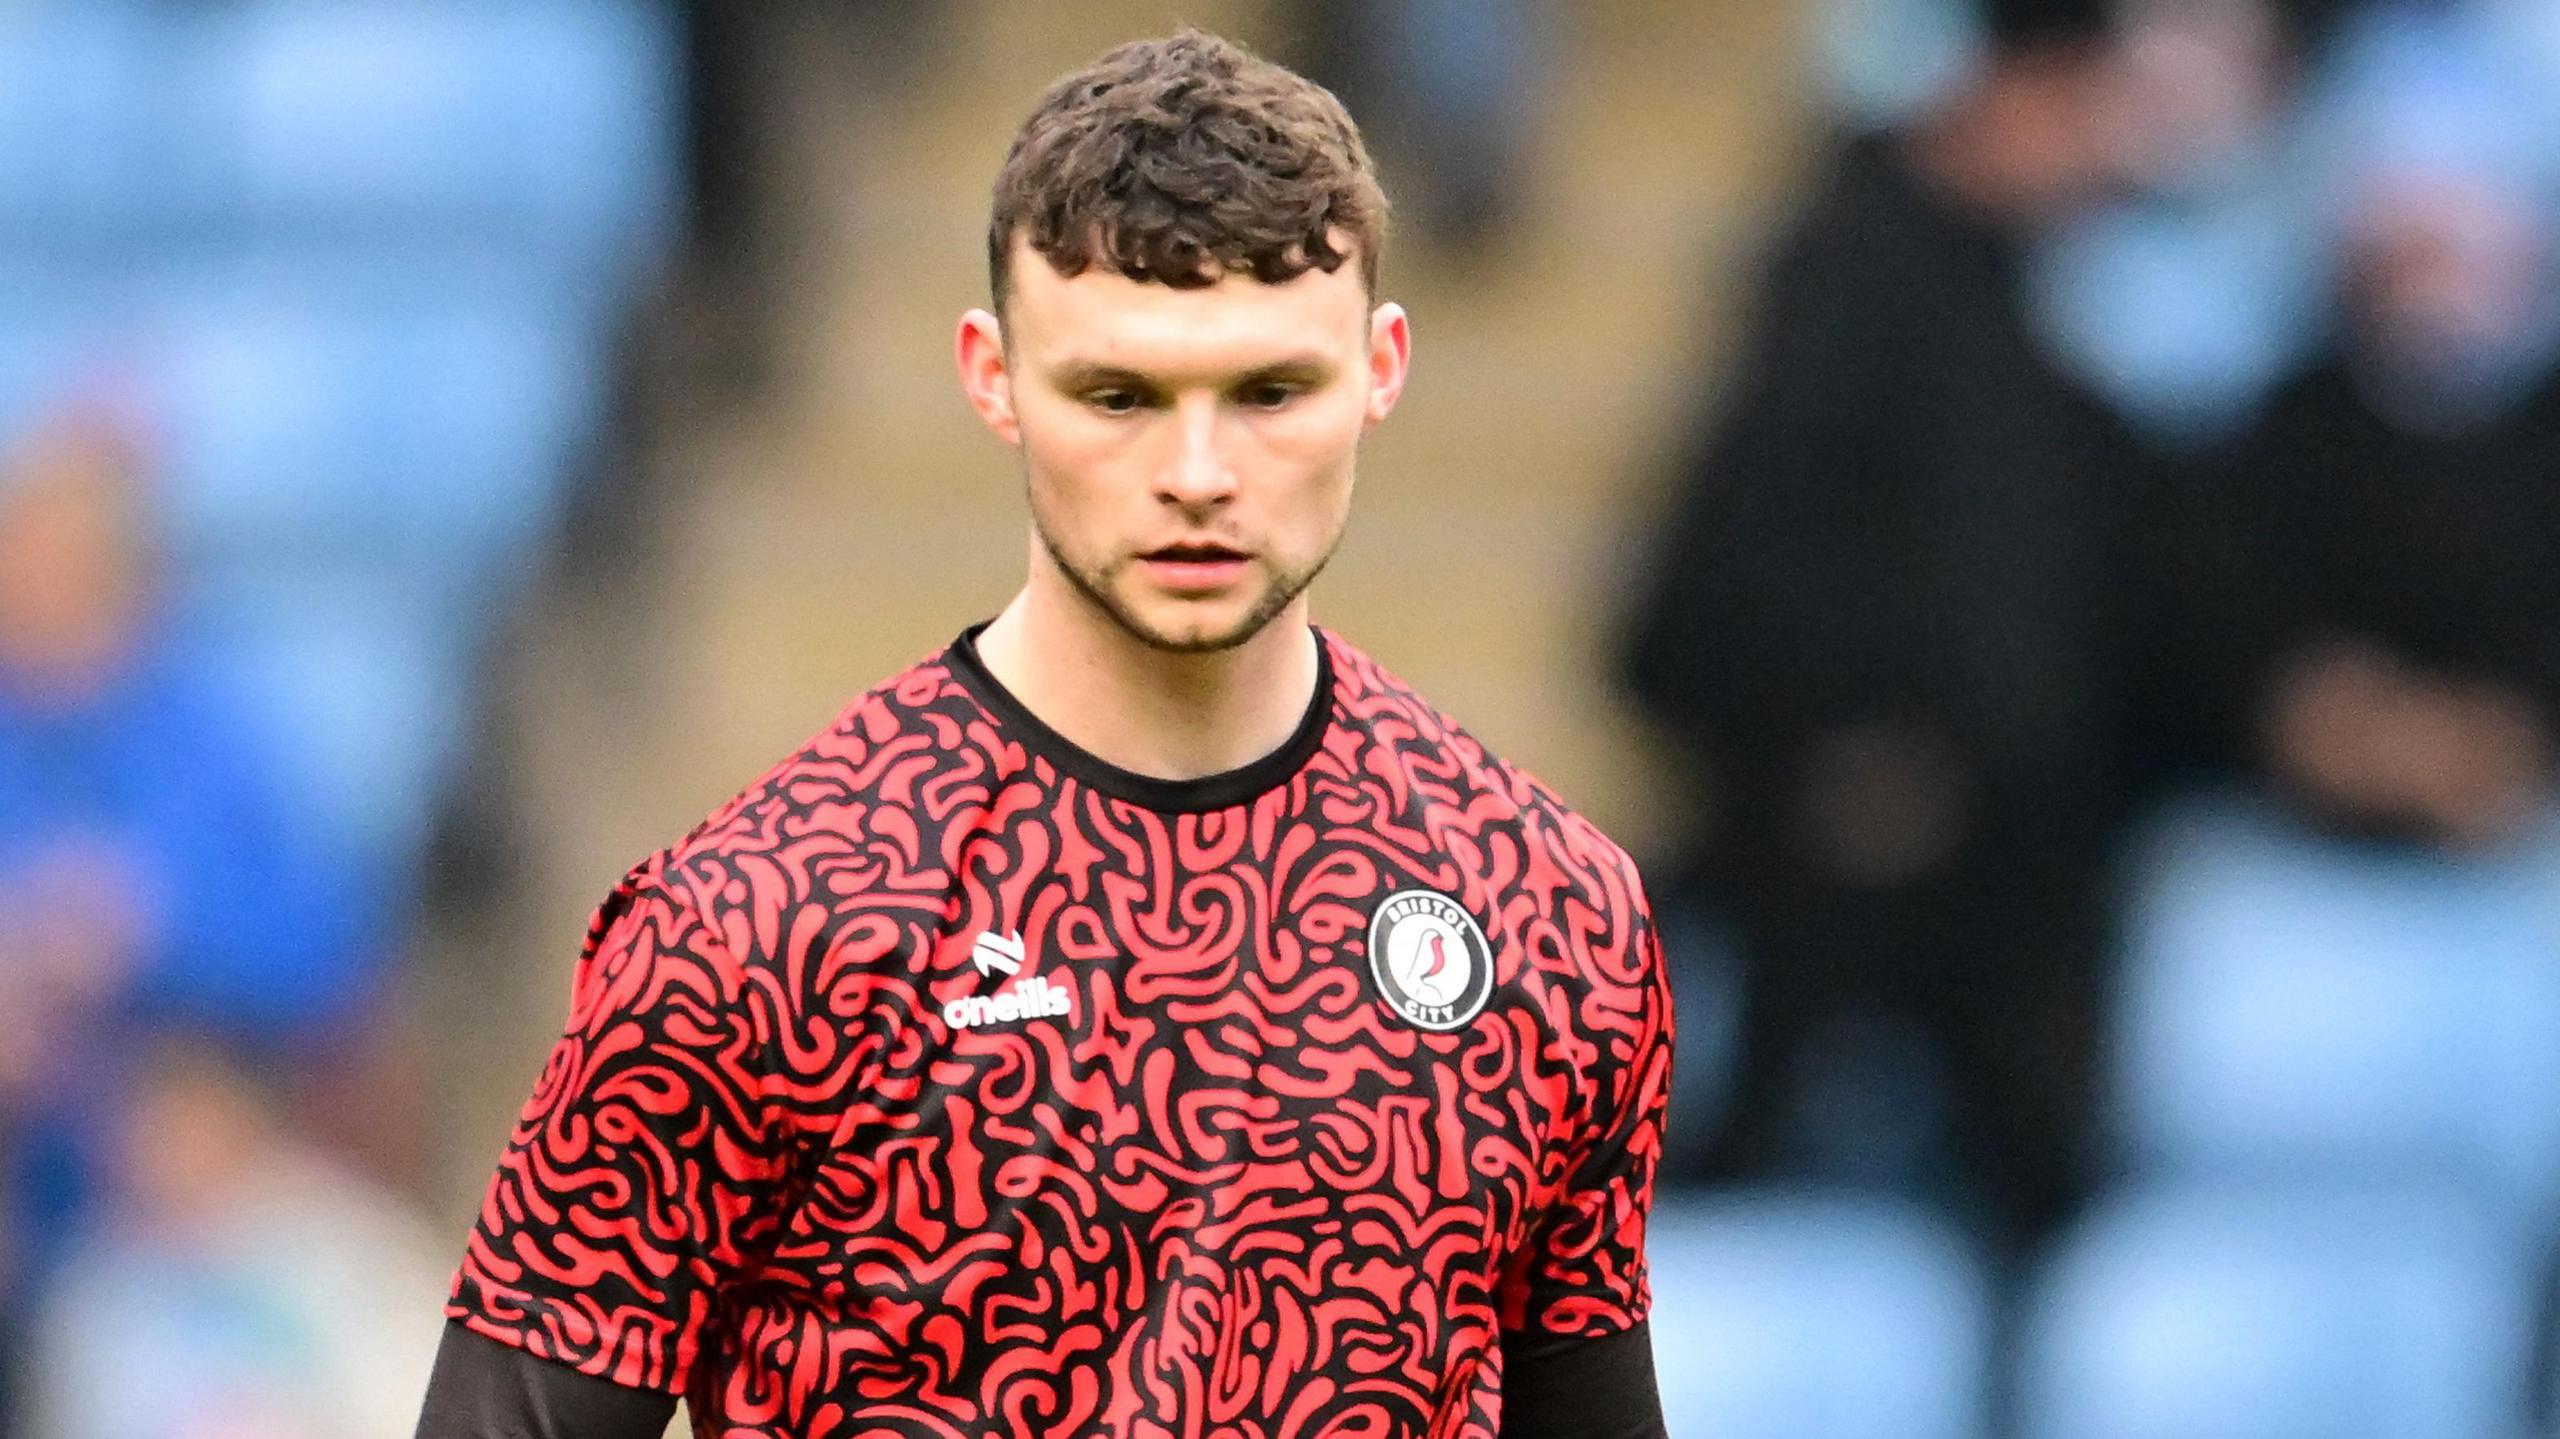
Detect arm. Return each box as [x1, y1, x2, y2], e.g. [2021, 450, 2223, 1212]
[427, 859, 801, 1419]
[414, 1322, 677, 1439]
[1499, 1322, 1668, 1439]
[1498, 853, 1678, 1431]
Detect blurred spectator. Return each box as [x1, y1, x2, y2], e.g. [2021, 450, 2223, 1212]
[0, 405, 369, 1033]
[0, 404, 369, 1399]
[2030, 0, 2334, 444]
[2202, 7, 2560, 851]
[1621, 0, 2175, 1251]
[19, 1033, 445, 1439]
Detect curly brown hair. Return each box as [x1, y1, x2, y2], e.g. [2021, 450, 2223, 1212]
[987, 29, 1388, 311]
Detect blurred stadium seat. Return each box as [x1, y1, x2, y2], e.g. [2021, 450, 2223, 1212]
[1645, 1192, 1992, 1439]
[143, 259, 598, 598]
[0, 5, 157, 245]
[185, 0, 681, 289]
[181, 568, 477, 886]
[2015, 1183, 2537, 1439]
[0, 269, 128, 445]
[2110, 792, 2560, 1216]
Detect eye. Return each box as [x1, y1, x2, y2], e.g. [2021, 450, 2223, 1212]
[1086, 389, 1145, 415]
[1239, 381, 1302, 410]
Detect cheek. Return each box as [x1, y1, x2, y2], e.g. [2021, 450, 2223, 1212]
[1018, 394, 1112, 468]
[1254, 394, 1367, 485]
[1019, 412, 1132, 504]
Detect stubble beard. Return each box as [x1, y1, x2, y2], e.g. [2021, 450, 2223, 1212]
[1032, 510, 1338, 656]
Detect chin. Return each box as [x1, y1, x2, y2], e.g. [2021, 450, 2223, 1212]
[1110, 589, 1288, 655]
[1121, 608, 1267, 655]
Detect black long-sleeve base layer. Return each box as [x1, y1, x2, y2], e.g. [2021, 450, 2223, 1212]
[414, 1318, 1668, 1439]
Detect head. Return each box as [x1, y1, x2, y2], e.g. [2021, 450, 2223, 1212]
[0, 405, 156, 705]
[2345, 172, 2547, 366]
[2112, 0, 2287, 191]
[114, 1031, 283, 1234]
[1914, 0, 2133, 223]
[958, 30, 1410, 655]
[2327, 10, 2560, 422]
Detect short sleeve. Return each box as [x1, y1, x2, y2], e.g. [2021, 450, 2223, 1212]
[445, 861, 795, 1393]
[1499, 890, 1676, 1339]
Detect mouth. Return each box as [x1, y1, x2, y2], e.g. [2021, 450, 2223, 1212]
[1137, 542, 1251, 592]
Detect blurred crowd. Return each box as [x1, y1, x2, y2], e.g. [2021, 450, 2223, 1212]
[0, 1, 677, 1434]
[4, 0, 2560, 1436]
[0, 405, 394, 1436]
[1621, 0, 2560, 1428]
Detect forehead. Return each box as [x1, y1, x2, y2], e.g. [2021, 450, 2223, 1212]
[1004, 237, 1369, 375]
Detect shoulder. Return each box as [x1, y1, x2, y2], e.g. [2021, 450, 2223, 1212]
[623, 642, 1003, 964]
[1324, 632, 1656, 958]
[1765, 138, 1923, 266]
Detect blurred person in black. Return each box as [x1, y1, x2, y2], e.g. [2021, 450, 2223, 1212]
[671, 0, 946, 396]
[1620, 0, 2168, 1251]
[2207, 37, 2560, 852]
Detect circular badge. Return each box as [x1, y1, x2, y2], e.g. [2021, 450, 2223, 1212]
[1366, 889, 1496, 1031]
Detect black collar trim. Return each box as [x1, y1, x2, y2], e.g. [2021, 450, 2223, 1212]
[944, 622, 1336, 814]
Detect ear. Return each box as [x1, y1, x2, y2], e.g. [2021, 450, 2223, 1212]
[956, 308, 1019, 445]
[1364, 302, 1412, 427]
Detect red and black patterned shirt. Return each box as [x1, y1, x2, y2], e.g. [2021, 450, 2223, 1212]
[446, 623, 1674, 1438]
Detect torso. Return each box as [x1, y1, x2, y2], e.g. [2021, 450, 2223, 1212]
[454, 626, 1669, 1439]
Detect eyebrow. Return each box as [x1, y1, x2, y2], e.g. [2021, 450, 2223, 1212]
[1044, 355, 1339, 393]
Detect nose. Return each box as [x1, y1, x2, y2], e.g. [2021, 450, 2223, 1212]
[1155, 394, 1236, 513]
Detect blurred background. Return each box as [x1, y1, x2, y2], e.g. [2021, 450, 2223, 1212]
[4, 0, 2560, 1435]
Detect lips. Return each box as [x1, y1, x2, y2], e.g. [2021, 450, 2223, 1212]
[1138, 543, 1250, 593]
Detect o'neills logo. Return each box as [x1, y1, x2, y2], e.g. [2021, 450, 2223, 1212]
[1366, 889, 1496, 1031]
[943, 975, 1073, 1031]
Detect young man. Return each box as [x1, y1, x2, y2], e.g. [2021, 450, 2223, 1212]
[415, 30, 1672, 1439]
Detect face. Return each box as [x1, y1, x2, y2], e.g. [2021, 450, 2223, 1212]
[2111, 0, 2280, 188]
[958, 235, 1410, 654]
[0, 416, 149, 694]
[2350, 173, 2547, 373]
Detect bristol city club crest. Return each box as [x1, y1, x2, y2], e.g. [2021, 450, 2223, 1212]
[1366, 889, 1496, 1031]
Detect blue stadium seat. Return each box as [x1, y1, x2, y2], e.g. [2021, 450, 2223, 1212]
[0, 1, 665, 932]
[2015, 1184, 2536, 1439]
[0, 6, 155, 243]
[180, 569, 477, 885]
[141, 255, 599, 612]
[1814, 0, 1982, 128]
[182, 0, 681, 290]
[0, 276, 123, 449]
[1645, 1192, 1991, 1439]
[2032, 182, 2326, 444]
[2111, 793, 2560, 1217]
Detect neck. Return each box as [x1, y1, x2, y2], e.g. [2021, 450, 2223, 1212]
[972, 571, 1321, 783]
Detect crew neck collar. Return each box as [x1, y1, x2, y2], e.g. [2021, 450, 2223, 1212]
[944, 621, 1335, 814]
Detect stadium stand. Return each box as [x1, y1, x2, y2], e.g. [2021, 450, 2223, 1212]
[2015, 1183, 2539, 1439]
